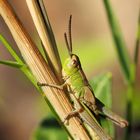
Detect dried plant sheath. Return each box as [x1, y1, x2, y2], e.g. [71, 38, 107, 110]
[26, 0, 62, 80]
[0, 0, 91, 139]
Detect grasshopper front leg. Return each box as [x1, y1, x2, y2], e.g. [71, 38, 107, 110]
[37, 81, 65, 90]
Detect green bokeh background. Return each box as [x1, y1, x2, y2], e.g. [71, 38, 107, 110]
[0, 0, 140, 140]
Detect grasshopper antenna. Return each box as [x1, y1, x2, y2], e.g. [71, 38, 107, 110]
[64, 33, 71, 56]
[69, 15, 72, 53]
[64, 15, 73, 56]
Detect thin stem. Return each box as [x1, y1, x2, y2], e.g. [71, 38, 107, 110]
[125, 84, 133, 140]
[124, 9, 140, 140]
[103, 0, 131, 83]
[0, 34, 23, 63]
[102, 1, 135, 140]
[0, 60, 24, 68]
[134, 9, 140, 69]
[0, 34, 39, 90]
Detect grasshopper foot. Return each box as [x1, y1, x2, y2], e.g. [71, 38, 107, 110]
[37, 82, 48, 87]
[62, 109, 83, 125]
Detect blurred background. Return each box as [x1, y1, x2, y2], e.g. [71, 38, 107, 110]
[0, 0, 140, 140]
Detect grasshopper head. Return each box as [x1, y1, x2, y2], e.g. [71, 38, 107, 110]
[62, 54, 81, 77]
[62, 15, 82, 76]
[64, 54, 80, 69]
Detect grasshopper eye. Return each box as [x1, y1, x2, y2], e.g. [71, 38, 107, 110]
[71, 59, 78, 67]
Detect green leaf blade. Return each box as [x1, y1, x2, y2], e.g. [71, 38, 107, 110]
[32, 117, 68, 140]
[103, 0, 131, 83]
[0, 34, 23, 63]
[0, 60, 24, 68]
[90, 73, 115, 137]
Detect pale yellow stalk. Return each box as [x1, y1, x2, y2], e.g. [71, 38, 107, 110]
[0, 0, 92, 139]
[26, 0, 62, 80]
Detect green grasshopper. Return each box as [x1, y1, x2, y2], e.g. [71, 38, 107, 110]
[38, 15, 128, 140]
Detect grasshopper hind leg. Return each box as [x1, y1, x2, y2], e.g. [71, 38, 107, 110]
[80, 97, 99, 115]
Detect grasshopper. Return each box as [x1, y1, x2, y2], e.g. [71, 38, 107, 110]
[38, 15, 128, 140]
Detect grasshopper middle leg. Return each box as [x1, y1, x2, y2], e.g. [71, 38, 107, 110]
[37, 82, 66, 90]
[37, 82, 82, 122]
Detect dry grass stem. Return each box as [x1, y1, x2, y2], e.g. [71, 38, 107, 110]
[26, 0, 62, 80]
[0, 0, 92, 139]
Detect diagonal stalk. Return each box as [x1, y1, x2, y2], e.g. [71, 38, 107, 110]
[102, 1, 135, 140]
[103, 0, 131, 84]
[0, 60, 24, 68]
[0, 34, 39, 90]
[0, 0, 92, 139]
[134, 9, 140, 73]
[26, 0, 62, 81]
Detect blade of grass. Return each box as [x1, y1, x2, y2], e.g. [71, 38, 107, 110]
[93, 73, 112, 103]
[0, 0, 92, 139]
[102, 1, 134, 140]
[0, 34, 23, 63]
[103, 0, 131, 83]
[134, 9, 140, 68]
[37, 0, 62, 68]
[125, 85, 133, 140]
[0, 34, 39, 90]
[0, 60, 24, 68]
[90, 73, 115, 137]
[125, 9, 140, 140]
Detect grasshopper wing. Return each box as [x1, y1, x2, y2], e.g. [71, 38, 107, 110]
[80, 102, 112, 140]
[82, 86, 128, 128]
[95, 98, 128, 128]
[70, 92, 112, 140]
